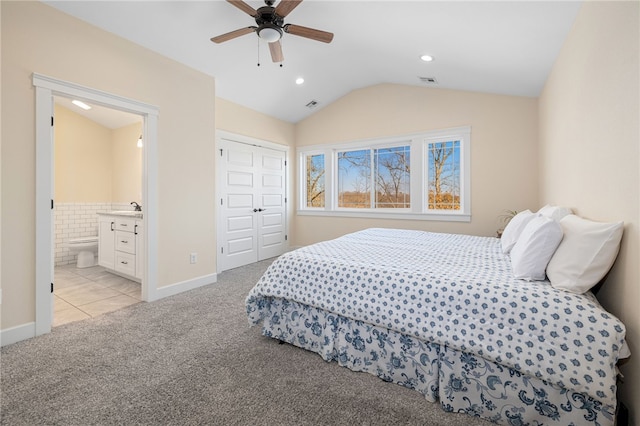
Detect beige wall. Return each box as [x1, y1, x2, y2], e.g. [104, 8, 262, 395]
[111, 122, 143, 204]
[539, 1, 639, 420]
[216, 98, 295, 148]
[1, 2, 216, 328]
[0, 0, 3, 316]
[54, 105, 113, 203]
[294, 84, 539, 246]
[55, 105, 142, 204]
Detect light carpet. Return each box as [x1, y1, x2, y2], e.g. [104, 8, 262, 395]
[1, 258, 491, 425]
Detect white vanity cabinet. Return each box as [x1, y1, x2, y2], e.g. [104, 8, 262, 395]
[135, 220, 144, 279]
[98, 212, 143, 282]
[98, 215, 116, 270]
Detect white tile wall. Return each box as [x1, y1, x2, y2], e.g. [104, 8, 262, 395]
[54, 202, 136, 266]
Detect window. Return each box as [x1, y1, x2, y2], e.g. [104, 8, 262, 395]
[303, 153, 325, 208]
[375, 146, 410, 208]
[298, 126, 470, 221]
[427, 140, 460, 210]
[336, 146, 411, 209]
[338, 149, 370, 208]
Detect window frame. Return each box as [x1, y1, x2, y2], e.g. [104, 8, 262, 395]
[301, 150, 327, 209]
[298, 126, 471, 222]
[336, 142, 412, 211]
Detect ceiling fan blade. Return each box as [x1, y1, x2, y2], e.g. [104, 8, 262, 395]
[210, 27, 256, 44]
[275, 0, 302, 18]
[269, 40, 284, 63]
[227, 0, 257, 17]
[284, 24, 333, 43]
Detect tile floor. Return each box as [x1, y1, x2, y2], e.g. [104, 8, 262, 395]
[54, 264, 141, 327]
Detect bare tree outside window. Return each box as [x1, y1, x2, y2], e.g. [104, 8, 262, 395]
[337, 147, 410, 208]
[374, 146, 410, 208]
[428, 141, 460, 210]
[305, 154, 325, 207]
[338, 150, 371, 208]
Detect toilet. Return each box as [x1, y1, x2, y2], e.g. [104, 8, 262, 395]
[65, 236, 99, 268]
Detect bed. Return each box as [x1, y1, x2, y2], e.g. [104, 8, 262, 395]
[246, 227, 628, 425]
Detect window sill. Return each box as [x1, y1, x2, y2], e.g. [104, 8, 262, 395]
[296, 209, 471, 222]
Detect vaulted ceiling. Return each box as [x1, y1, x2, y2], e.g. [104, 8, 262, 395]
[44, 1, 581, 123]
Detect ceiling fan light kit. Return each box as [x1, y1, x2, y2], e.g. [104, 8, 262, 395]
[257, 24, 282, 42]
[211, 0, 334, 64]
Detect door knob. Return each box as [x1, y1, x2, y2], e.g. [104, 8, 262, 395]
[253, 208, 258, 213]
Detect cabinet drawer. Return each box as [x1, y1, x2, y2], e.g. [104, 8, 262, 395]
[115, 252, 136, 277]
[115, 231, 135, 254]
[115, 218, 136, 232]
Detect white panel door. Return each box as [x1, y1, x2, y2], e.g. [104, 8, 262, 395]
[219, 138, 286, 271]
[219, 140, 259, 270]
[258, 150, 286, 259]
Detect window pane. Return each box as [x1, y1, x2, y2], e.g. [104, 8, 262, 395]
[305, 154, 325, 207]
[374, 146, 410, 208]
[427, 140, 460, 210]
[338, 149, 371, 208]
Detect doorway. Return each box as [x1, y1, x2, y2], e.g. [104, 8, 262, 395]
[34, 73, 159, 336]
[217, 132, 288, 272]
[51, 97, 144, 327]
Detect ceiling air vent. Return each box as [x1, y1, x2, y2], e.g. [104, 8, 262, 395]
[418, 76, 438, 85]
[305, 100, 319, 109]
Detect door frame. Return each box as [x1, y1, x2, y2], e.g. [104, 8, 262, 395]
[215, 130, 290, 273]
[33, 73, 160, 336]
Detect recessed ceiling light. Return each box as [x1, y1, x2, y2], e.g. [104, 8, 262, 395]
[71, 100, 92, 110]
[420, 55, 434, 62]
[295, 77, 305, 85]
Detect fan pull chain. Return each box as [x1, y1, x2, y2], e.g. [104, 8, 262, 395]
[255, 39, 285, 68]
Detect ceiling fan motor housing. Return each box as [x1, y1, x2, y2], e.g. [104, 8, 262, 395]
[255, 6, 284, 28]
[255, 5, 285, 41]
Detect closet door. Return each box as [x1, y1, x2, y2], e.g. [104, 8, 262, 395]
[257, 149, 286, 260]
[218, 138, 286, 271]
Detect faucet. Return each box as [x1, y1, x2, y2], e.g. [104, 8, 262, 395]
[131, 201, 142, 211]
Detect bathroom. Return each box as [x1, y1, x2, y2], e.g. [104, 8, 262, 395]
[53, 97, 143, 327]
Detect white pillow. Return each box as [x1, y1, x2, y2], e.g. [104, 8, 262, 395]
[537, 204, 573, 222]
[547, 215, 624, 294]
[501, 209, 535, 254]
[510, 215, 563, 281]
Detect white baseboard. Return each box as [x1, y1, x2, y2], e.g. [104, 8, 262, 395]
[153, 273, 217, 301]
[1, 322, 36, 347]
[1, 274, 217, 346]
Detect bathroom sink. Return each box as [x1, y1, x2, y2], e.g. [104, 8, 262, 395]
[107, 211, 143, 218]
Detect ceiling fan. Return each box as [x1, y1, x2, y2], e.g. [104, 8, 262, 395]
[211, 0, 334, 63]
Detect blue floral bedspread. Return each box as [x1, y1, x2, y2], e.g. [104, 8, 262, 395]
[246, 228, 628, 406]
[259, 297, 616, 425]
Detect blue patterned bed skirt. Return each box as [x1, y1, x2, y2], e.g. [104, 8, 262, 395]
[259, 297, 615, 426]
